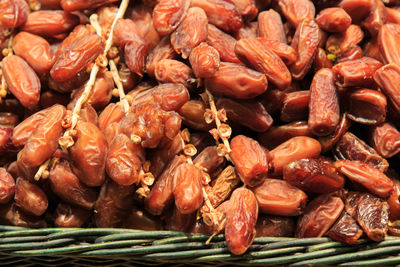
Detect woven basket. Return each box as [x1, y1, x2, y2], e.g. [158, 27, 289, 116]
[2, 225, 400, 266]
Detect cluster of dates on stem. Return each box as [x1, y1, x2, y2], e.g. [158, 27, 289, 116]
[2, 0, 400, 256]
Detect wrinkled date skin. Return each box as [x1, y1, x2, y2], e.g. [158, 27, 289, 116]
[374, 64, 400, 118]
[178, 100, 212, 131]
[54, 203, 91, 228]
[283, 158, 345, 194]
[257, 9, 287, 43]
[193, 146, 225, 176]
[252, 178, 308, 216]
[204, 62, 268, 99]
[326, 24, 364, 56]
[21, 10, 79, 37]
[370, 122, 400, 158]
[388, 179, 400, 221]
[257, 39, 298, 66]
[70, 120, 108, 187]
[378, 23, 400, 66]
[335, 132, 389, 172]
[98, 103, 125, 132]
[172, 163, 204, 214]
[0, 203, 46, 228]
[60, 0, 119, 11]
[189, 42, 220, 78]
[145, 35, 178, 77]
[334, 160, 393, 198]
[217, 97, 273, 132]
[316, 7, 352, 32]
[308, 68, 340, 136]
[155, 59, 195, 89]
[281, 90, 310, 122]
[50, 34, 104, 83]
[225, 0, 257, 21]
[54, 25, 91, 61]
[18, 104, 65, 180]
[278, 0, 316, 28]
[225, 188, 258, 255]
[327, 211, 363, 244]
[296, 193, 344, 238]
[206, 23, 241, 63]
[0, 0, 28, 28]
[235, 38, 292, 90]
[230, 135, 268, 187]
[0, 168, 14, 204]
[106, 133, 145, 186]
[14, 178, 48, 217]
[347, 89, 386, 125]
[12, 32, 54, 75]
[152, 0, 190, 36]
[171, 7, 208, 59]
[269, 136, 322, 176]
[2, 55, 41, 109]
[49, 162, 97, 210]
[124, 38, 147, 77]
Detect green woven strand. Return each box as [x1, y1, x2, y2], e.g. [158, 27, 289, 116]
[0, 238, 74, 251]
[339, 255, 400, 266]
[152, 234, 224, 245]
[0, 226, 27, 232]
[252, 236, 296, 243]
[0, 228, 76, 238]
[48, 228, 138, 239]
[141, 247, 229, 259]
[0, 236, 49, 244]
[291, 245, 400, 266]
[95, 231, 189, 243]
[259, 237, 331, 250]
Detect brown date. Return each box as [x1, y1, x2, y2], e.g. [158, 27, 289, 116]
[327, 211, 363, 244]
[378, 23, 400, 66]
[124, 38, 147, 77]
[155, 59, 195, 89]
[178, 100, 212, 131]
[313, 48, 333, 71]
[225, 188, 258, 255]
[362, 0, 387, 37]
[14, 178, 48, 217]
[0, 168, 14, 204]
[347, 89, 386, 125]
[98, 103, 125, 132]
[152, 0, 190, 36]
[334, 160, 393, 198]
[316, 7, 352, 32]
[189, 42, 220, 78]
[296, 193, 344, 238]
[388, 178, 400, 220]
[335, 132, 389, 172]
[0, 112, 19, 127]
[225, 0, 257, 21]
[164, 206, 196, 232]
[54, 25, 91, 61]
[255, 215, 295, 237]
[2, 55, 40, 109]
[269, 136, 322, 176]
[60, 0, 118, 11]
[69, 120, 107, 187]
[206, 23, 241, 63]
[50, 34, 104, 83]
[113, 18, 143, 48]
[257, 9, 287, 43]
[326, 24, 364, 55]
[0, 0, 28, 28]
[339, 0, 376, 24]
[374, 64, 400, 117]
[257, 38, 298, 66]
[370, 122, 400, 158]
[278, 0, 316, 28]
[252, 178, 308, 216]
[54, 203, 91, 228]
[0, 126, 15, 155]
[193, 146, 225, 176]
[0, 203, 46, 228]
[230, 135, 268, 187]
[145, 35, 178, 77]
[49, 161, 97, 210]
[281, 90, 310, 122]
[123, 206, 163, 231]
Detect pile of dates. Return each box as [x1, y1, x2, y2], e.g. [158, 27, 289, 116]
[2, 0, 400, 256]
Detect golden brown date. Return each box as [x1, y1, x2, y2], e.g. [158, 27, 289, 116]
[296, 193, 344, 238]
[54, 203, 91, 228]
[339, 0, 376, 24]
[193, 146, 225, 176]
[0, 0, 28, 28]
[257, 9, 287, 43]
[145, 35, 178, 77]
[98, 103, 125, 132]
[388, 178, 400, 220]
[278, 0, 315, 28]
[14, 178, 48, 217]
[313, 48, 333, 71]
[326, 24, 364, 55]
[60, 0, 118, 11]
[374, 64, 400, 117]
[252, 178, 307, 216]
[225, 188, 258, 255]
[378, 23, 400, 66]
[281, 90, 310, 122]
[316, 7, 352, 32]
[155, 59, 195, 89]
[70, 121, 107, 187]
[153, 0, 190, 36]
[0, 168, 14, 204]
[327, 211, 363, 244]
[178, 100, 212, 131]
[206, 23, 241, 63]
[370, 122, 400, 158]
[347, 89, 386, 125]
[230, 135, 268, 187]
[54, 25, 91, 61]
[189, 42, 220, 78]
[2, 55, 41, 109]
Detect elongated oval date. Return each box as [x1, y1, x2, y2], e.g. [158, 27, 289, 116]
[155, 59, 194, 89]
[313, 48, 333, 71]
[278, 0, 315, 28]
[316, 7, 352, 32]
[191, 0, 243, 33]
[172, 163, 203, 214]
[216, 97, 273, 132]
[193, 146, 225, 176]
[0, 112, 19, 127]
[124, 39, 147, 77]
[290, 19, 320, 80]
[308, 68, 340, 136]
[171, 7, 208, 59]
[113, 18, 143, 48]
[339, 0, 376, 24]
[235, 38, 291, 90]
[326, 24, 364, 55]
[50, 34, 104, 83]
[269, 136, 322, 176]
[54, 203, 91, 228]
[145, 35, 178, 77]
[12, 108, 49, 148]
[230, 135, 268, 187]
[60, 0, 118, 11]
[0, 168, 14, 204]
[106, 134, 144, 186]
[370, 122, 400, 158]
[152, 0, 190, 36]
[206, 24, 241, 63]
[378, 23, 400, 66]
[374, 64, 400, 117]
[94, 179, 135, 228]
[281, 90, 310, 123]
[336, 45, 365, 63]
[18, 104, 66, 180]
[296, 194, 344, 238]
[70, 121, 107, 187]
[98, 103, 125, 132]
[388, 179, 400, 221]
[257, 9, 287, 43]
[256, 38, 298, 66]
[335, 132, 388, 172]
[318, 114, 352, 153]
[334, 160, 393, 198]
[145, 156, 185, 215]
[123, 205, 163, 230]
[356, 193, 389, 242]
[12, 32, 53, 75]
[189, 42, 220, 78]
[0, 126, 15, 155]
[21, 10, 79, 36]
[165, 206, 196, 232]
[332, 57, 382, 88]
[54, 25, 90, 61]
[258, 121, 313, 150]
[178, 100, 212, 131]
[256, 215, 295, 237]
[361, 0, 386, 37]
[204, 62, 268, 99]
[347, 89, 386, 125]
[225, 188, 258, 255]
[327, 211, 363, 244]
[0, 203, 46, 228]
[225, 0, 257, 21]
[49, 162, 97, 210]
[284, 158, 345, 194]
[252, 179, 307, 216]
[0, 0, 28, 28]
[2, 55, 40, 109]
[14, 178, 48, 217]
